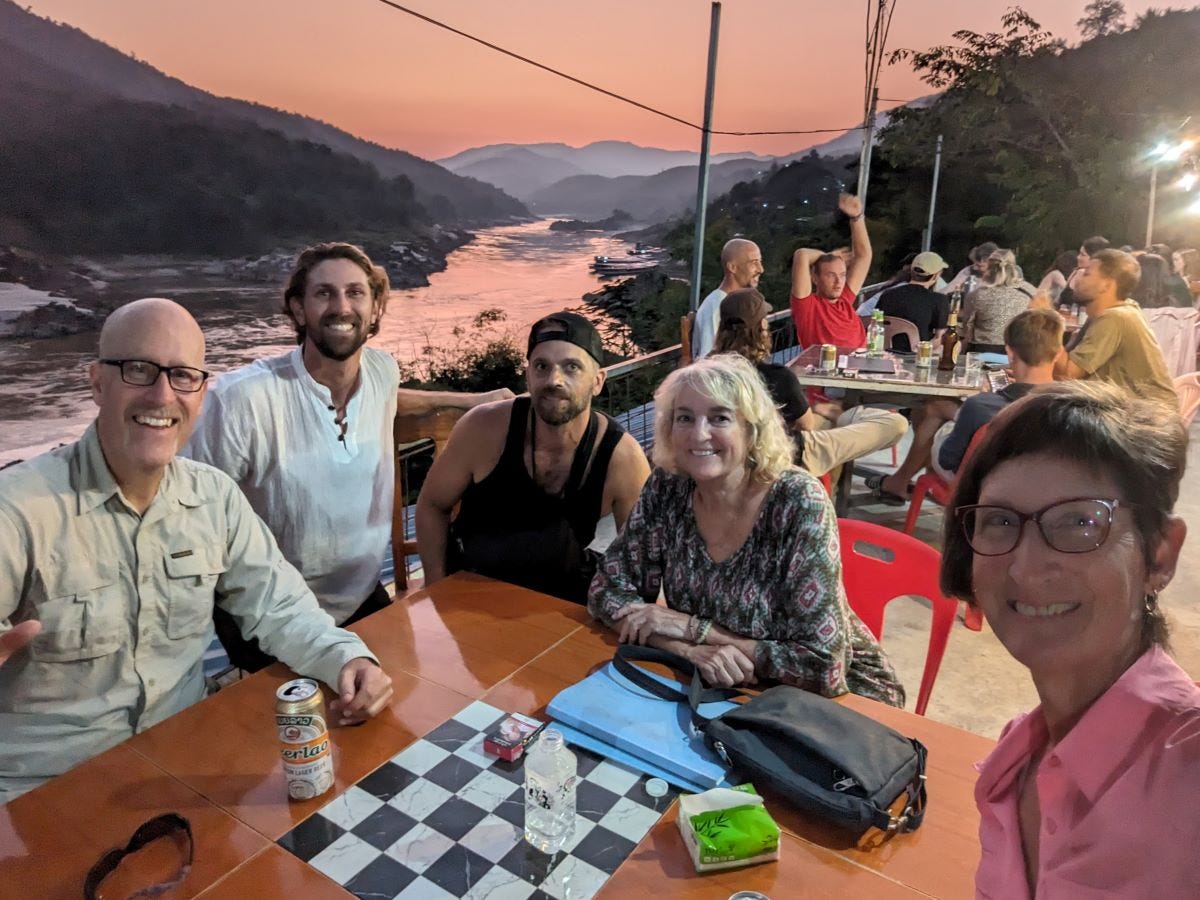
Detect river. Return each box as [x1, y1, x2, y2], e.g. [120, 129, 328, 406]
[0, 220, 640, 466]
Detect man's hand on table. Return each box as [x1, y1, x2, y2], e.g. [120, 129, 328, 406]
[685, 644, 757, 688]
[613, 603, 690, 645]
[330, 658, 393, 725]
[0, 620, 42, 667]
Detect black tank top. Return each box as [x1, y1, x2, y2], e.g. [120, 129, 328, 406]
[449, 397, 625, 604]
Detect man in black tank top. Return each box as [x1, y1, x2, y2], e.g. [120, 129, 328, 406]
[416, 312, 651, 603]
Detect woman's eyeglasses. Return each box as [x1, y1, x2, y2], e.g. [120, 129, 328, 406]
[955, 498, 1127, 556]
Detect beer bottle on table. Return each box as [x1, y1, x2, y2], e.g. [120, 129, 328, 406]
[938, 311, 960, 371]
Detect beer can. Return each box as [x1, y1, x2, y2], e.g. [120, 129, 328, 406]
[276, 678, 334, 801]
[819, 343, 837, 369]
[916, 340, 934, 368]
[728, 892, 771, 900]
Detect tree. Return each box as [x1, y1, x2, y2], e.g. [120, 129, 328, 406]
[1078, 1, 1127, 40]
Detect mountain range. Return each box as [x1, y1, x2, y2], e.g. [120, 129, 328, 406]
[0, 0, 524, 254]
[434, 113, 928, 220]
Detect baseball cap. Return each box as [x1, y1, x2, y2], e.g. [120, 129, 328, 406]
[911, 251, 948, 277]
[719, 289, 772, 327]
[527, 311, 603, 364]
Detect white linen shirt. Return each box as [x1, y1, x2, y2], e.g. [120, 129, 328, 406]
[184, 346, 400, 624]
[691, 288, 726, 359]
[0, 424, 374, 803]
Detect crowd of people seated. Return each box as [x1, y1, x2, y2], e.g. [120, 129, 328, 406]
[1, 199, 1197, 897]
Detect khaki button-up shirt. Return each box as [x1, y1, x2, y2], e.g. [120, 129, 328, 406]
[0, 424, 376, 803]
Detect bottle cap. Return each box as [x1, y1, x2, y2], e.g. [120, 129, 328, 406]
[645, 777, 668, 798]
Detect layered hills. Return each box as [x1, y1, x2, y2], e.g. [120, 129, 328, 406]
[0, 1, 526, 256]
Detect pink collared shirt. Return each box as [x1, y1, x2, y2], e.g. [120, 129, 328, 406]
[974, 646, 1200, 899]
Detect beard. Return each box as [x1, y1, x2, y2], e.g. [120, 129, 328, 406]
[533, 387, 589, 426]
[309, 316, 370, 362]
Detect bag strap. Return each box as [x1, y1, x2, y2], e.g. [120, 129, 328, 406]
[612, 645, 745, 724]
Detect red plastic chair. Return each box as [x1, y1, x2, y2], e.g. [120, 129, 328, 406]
[837, 518, 960, 716]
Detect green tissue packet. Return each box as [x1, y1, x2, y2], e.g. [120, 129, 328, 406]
[687, 784, 780, 864]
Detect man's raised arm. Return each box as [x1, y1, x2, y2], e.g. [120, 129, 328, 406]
[839, 193, 873, 294]
[791, 248, 821, 299]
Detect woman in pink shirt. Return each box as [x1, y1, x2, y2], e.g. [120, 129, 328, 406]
[939, 381, 1199, 899]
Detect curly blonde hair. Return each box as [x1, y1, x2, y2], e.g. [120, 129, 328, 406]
[652, 354, 795, 483]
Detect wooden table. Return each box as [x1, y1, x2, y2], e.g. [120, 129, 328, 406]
[0, 575, 994, 898]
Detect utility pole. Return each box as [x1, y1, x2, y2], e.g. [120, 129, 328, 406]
[688, 2, 721, 313]
[856, 87, 879, 204]
[1145, 162, 1158, 247]
[922, 134, 944, 253]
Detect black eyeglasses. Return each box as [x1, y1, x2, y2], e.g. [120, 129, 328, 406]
[101, 359, 210, 393]
[955, 498, 1127, 557]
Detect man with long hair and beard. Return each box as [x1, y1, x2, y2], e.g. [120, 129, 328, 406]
[417, 312, 650, 604]
[185, 243, 509, 670]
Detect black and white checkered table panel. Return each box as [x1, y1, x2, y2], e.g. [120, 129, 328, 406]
[278, 700, 679, 900]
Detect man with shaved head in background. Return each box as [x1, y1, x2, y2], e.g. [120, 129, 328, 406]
[691, 238, 764, 358]
[0, 298, 393, 803]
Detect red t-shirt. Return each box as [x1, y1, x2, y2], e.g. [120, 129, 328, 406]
[790, 285, 865, 349]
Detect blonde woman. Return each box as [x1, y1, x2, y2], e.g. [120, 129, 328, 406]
[962, 249, 1036, 352]
[587, 355, 903, 704]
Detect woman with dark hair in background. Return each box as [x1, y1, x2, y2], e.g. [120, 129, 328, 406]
[941, 381, 1197, 898]
[1035, 250, 1078, 304]
[1131, 252, 1174, 308]
[1149, 242, 1196, 307]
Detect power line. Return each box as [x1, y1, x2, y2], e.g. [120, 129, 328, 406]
[368, 0, 867, 137]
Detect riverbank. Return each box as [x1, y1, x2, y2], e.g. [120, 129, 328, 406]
[0, 226, 474, 339]
[0, 220, 638, 467]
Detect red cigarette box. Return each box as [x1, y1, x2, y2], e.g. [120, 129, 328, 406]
[483, 713, 547, 762]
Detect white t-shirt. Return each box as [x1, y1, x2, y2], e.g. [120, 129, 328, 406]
[183, 346, 400, 624]
[692, 287, 726, 358]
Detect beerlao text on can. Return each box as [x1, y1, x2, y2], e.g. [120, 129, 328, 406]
[275, 678, 334, 801]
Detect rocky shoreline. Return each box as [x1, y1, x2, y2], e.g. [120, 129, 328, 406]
[0, 226, 474, 339]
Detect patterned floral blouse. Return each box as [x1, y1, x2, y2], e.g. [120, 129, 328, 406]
[588, 467, 905, 707]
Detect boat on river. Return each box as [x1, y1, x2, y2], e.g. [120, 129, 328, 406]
[591, 257, 659, 275]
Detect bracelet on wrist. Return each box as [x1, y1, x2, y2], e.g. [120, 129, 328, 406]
[849, 212, 865, 222]
[695, 618, 714, 645]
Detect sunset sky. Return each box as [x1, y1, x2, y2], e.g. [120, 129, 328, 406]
[23, 0, 1168, 160]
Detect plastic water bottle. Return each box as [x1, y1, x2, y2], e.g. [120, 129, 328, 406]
[524, 729, 576, 853]
[866, 309, 886, 358]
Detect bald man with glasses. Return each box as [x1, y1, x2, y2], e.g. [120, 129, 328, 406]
[0, 298, 393, 804]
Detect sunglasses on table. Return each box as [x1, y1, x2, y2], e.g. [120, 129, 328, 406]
[955, 498, 1128, 556]
[83, 812, 193, 899]
[101, 359, 210, 393]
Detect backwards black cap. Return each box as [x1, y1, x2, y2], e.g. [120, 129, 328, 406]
[526, 311, 603, 364]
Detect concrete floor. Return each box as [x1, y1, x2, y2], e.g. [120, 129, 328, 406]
[591, 415, 1200, 741]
